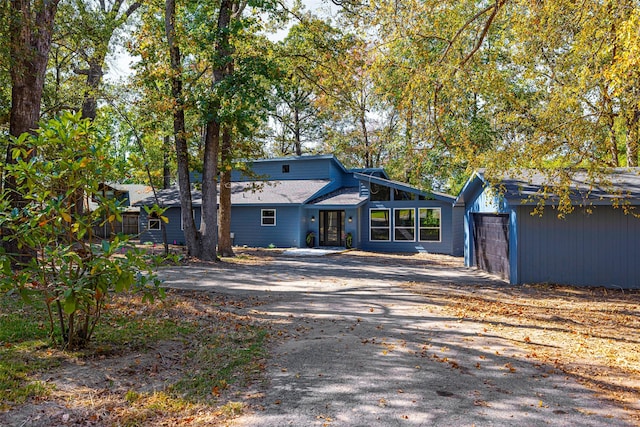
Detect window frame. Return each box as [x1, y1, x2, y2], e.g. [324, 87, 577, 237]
[418, 207, 442, 242]
[393, 208, 416, 242]
[369, 208, 391, 242]
[148, 215, 161, 231]
[261, 209, 276, 226]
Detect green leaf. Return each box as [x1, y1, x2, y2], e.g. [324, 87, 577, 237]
[63, 295, 77, 315]
[115, 271, 134, 293]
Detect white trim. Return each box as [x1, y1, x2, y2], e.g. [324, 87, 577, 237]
[261, 209, 276, 226]
[393, 208, 416, 242]
[418, 207, 442, 243]
[369, 208, 391, 242]
[148, 217, 161, 231]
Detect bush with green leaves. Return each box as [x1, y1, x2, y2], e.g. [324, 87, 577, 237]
[0, 112, 165, 350]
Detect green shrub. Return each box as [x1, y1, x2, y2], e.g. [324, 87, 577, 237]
[0, 112, 164, 350]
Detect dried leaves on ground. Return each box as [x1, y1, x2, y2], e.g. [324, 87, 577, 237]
[0, 289, 269, 427]
[405, 275, 640, 422]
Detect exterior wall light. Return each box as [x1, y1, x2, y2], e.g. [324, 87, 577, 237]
[311, 215, 315, 222]
[348, 216, 353, 223]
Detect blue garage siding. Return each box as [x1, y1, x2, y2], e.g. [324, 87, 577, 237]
[231, 206, 303, 248]
[517, 206, 640, 288]
[451, 206, 465, 256]
[360, 200, 459, 255]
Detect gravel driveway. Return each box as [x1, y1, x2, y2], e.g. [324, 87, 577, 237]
[159, 250, 634, 427]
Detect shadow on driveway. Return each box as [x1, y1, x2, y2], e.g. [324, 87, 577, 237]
[159, 251, 634, 427]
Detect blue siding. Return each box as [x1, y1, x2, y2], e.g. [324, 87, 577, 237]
[232, 157, 338, 181]
[139, 207, 201, 245]
[451, 206, 465, 256]
[360, 200, 458, 254]
[231, 206, 303, 248]
[517, 206, 640, 288]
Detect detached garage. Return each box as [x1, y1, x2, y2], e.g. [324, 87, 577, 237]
[456, 169, 640, 289]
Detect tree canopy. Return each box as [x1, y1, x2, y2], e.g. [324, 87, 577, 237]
[2, 0, 639, 225]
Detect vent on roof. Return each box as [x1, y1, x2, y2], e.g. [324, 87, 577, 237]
[282, 165, 290, 173]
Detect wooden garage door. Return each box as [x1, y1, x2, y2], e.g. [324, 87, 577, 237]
[473, 213, 510, 279]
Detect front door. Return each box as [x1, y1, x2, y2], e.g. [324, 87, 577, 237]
[320, 210, 345, 246]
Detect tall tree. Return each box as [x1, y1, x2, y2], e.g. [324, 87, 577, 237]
[3, 0, 60, 262]
[61, 0, 142, 120]
[165, 0, 206, 258]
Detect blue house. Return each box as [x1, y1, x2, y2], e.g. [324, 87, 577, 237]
[456, 169, 640, 289]
[136, 155, 464, 256]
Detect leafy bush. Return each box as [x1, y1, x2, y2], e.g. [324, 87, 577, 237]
[0, 112, 164, 350]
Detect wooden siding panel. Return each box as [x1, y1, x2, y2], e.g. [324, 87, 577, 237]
[232, 158, 332, 181]
[452, 206, 465, 256]
[517, 206, 640, 288]
[231, 206, 303, 248]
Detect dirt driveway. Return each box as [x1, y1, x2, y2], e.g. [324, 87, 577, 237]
[159, 250, 636, 427]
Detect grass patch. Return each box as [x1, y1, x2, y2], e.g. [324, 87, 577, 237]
[0, 288, 269, 425]
[0, 295, 59, 409]
[173, 325, 268, 400]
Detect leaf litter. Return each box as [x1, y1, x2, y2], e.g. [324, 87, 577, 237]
[404, 280, 640, 422]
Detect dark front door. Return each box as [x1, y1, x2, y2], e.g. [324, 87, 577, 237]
[320, 210, 345, 246]
[472, 213, 510, 279]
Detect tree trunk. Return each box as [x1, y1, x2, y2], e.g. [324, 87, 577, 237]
[626, 108, 639, 167]
[163, 135, 172, 189]
[293, 105, 302, 155]
[200, 120, 219, 261]
[79, 57, 105, 120]
[4, 0, 59, 263]
[218, 126, 234, 257]
[165, 0, 201, 257]
[360, 113, 370, 168]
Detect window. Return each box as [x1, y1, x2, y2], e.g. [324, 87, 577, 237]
[148, 214, 161, 231]
[282, 164, 290, 173]
[261, 209, 276, 226]
[369, 183, 391, 201]
[394, 188, 416, 200]
[370, 209, 390, 241]
[419, 208, 441, 242]
[394, 208, 415, 241]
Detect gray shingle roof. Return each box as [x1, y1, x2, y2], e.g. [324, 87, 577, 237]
[231, 180, 330, 205]
[134, 185, 201, 208]
[135, 180, 331, 207]
[481, 168, 640, 205]
[308, 187, 366, 207]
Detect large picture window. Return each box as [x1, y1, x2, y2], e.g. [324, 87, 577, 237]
[419, 208, 441, 242]
[261, 209, 276, 226]
[394, 208, 415, 241]
[369, 209, 390, 241]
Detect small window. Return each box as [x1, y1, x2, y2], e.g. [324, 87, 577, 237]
[419, 208, 441, 242]
[282, 165, 290, 173]
[148, 214, 161, 231]
[394, 208, 415, 241]
[370, 208, 390, 241]
[261, 209, 276, 226]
